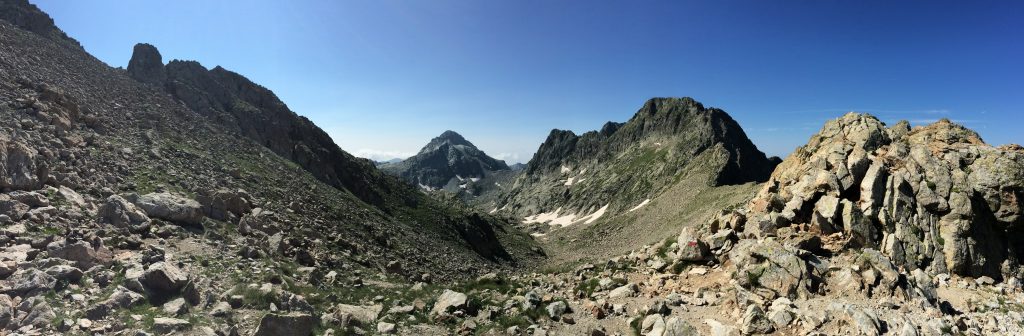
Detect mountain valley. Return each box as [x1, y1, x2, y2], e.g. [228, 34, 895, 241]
[0, 1, 1023, 336]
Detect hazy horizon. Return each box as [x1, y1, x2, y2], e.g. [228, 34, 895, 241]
[34, 0, 1023, 164]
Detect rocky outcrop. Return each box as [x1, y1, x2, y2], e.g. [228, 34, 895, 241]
[380, 130, 510, 190]
[0, 0, 82, 51]
[733, 113, 1024, 280]
[126, 43, 165, 86]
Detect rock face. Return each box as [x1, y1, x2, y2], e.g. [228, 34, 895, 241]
[380, 130, 510, 190]
[498, 97, 780, 220]
[739, 113, 1024, 280]
[0, 0, 82, 50]
[126, 43, 165, 85]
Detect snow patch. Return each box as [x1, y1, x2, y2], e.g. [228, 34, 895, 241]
[469, 177, 480, 182]
[580, 204, 610, 224]
[523, 203, 610, 227]
[488, 207, 498, 214]
[523, 207, 579, 227]
[564, 176, 577, 186]
[628, 199, 651, 212]
[418, 183, 436, 191]
[560, 165, 571, 174]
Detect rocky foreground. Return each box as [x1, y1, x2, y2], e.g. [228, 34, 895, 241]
[4, 113, 1024, 336]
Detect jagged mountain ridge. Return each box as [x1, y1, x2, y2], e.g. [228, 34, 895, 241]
[126, 43, 408, 210]
[380, 130, 510, 190]
[497, 97, 780, 222]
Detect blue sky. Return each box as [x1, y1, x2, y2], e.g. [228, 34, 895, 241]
[35, 0, 1023, 163]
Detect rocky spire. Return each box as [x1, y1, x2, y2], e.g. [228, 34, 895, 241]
[127, 43, 166, 85]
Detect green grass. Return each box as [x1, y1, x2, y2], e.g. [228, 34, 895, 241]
[656, 237, 677, 259]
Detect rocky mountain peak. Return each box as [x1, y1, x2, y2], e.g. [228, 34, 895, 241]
[420, 130, 475, 154]
[126, 43, 166, 85]
[381, 131, 509, 190]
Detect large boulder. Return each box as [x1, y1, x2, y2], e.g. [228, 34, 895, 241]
[140, 262, 187, 296]
[132, 192, 203, 225]
[1, 269, 55, 297]
[0, 136, 47, 191]
[430, 289, 468, 318]
[730, 239, 813, 300]
[98, 195, 150, 230]
[46, 240, 111, 269]
[676, 227, 710, 261]
[253, 312, 316, 336]
[332, 304, 381, 327]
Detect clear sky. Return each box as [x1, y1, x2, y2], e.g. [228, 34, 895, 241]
[34, 0, 1023, 163]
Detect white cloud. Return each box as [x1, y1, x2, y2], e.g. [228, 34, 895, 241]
[352, 149, 414, 161]
[491, 152, 521, 163]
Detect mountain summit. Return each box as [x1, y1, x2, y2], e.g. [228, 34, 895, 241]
[419, 130, 475, 154]
[381, 130, 510, 190]
[500, 97, 780, 219]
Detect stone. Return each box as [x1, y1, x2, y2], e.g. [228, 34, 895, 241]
[609, 283, 638, 298]
[1, 268, 55, 297]
[152, 317, 190, 334]
[43, 264, 83, 283]
[676, 227, 710, 261]
[253, 313, 316, 336]
[664, 317, 698, 336]
[0, 198, 28, 220]
[377, 321, 397, 334]
[641, 314, 665, 336]
[86, 286, 145, 319]
[141, 262, 188, 294]
[162, 297, 188, 316]
[0, 137, 47, 191]
[334, 304, 381, 327]
[210, 301, 232, 317]
[546, 301, 568, 319]
[740, 304, 774, 335]
[705, 319, 738, 336]
[198, 188, 252, 221]
[98, 195, 151, 230]
[430, 289, 468, 317]
[812, 195, 841, 233]
[133, 192, 204, 225]
[730, 239, 811, 299]
[15, 297, 55, 329]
